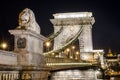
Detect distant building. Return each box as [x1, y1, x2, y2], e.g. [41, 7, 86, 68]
[104, 49, 120, 80]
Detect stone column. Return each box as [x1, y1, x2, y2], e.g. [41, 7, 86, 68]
[8, 74, 11, 80]
[15, 73, 19, 80]
[79, 25, 93, 52]
[2, 74, 5, 80]
[11, 74, 14, 80]
[0, 73, 2, 80]
[5, 74, 8, 80]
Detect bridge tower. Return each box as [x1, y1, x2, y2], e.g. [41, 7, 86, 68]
[50, 12, 95, 53]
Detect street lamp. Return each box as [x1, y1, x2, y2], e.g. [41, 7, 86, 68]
[66, 48, 70, 52]
[72, 46, 75, 49]
[75, 51, 79, 60]
[1, 42, 7, 50]
[66, 48, 70, 58]
[52, 53, 55, 56]
[70, 56, 73, 59]
[45, 41, 51, 52]
[71, 46, 75, 59]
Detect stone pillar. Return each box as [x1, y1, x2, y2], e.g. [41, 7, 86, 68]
[15, 73, 19, 80]
[0, 74, 2, 80]
[8, 74, 11, 80]
[22, 73, 25, 79]
[10, 74, 12, 80]
[79, 25, 93, 52]
[5, 74, 8, 80]
[9, 30, 46, 66]
[2, 74, 5, 80]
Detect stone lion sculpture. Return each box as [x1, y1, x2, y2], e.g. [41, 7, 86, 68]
[18, 8, 40, 34]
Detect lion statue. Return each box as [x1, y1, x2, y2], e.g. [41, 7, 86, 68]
[18, 8, 40, 34]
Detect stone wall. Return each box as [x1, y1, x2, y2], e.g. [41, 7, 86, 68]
[0, 50, 17, 65]
[50, 69, 103, 80]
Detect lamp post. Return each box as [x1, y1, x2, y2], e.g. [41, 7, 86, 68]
[66, 48, 70, 58]
[71, 46, 75, 59]
[75, 51, 79, 60]
[45, 41, 51, 52]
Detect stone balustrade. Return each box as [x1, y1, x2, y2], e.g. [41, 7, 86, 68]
[0, 71, 19, 80]
[0, 70, 49, 80]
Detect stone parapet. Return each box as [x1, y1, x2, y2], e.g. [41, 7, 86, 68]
[0, 50, 17, 65]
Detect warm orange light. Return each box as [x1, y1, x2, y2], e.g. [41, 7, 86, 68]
[72, 46, 75, 49]
[76, 51, 79, 55]
[75, 58, 78, 60]
[66, 48, 70, 52]
[52, 53, 55, 55]
[45, 41, 51, 47]
[70, 56, 73, 59]
[1, 43, 7, 49]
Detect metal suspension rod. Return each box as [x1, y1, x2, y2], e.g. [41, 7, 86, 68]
[45, 26, 63, 42]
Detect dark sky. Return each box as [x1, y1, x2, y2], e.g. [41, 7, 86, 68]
[0, 0, 120, 53]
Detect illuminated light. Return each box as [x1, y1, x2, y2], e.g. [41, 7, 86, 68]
[45, 41, 51, 47]
[1, 43, 7, 49]
[66, 48, 70, 52]
[52, 53, 55, 55]
[53, 12, 92, 18]
[75, 58, 78, 60]
[70, 56, 73, 59]
[76, 51, 79, 55]
[72, 46, 75, 49]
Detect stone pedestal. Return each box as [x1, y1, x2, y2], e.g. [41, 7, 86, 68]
[9, 30, 46, 66]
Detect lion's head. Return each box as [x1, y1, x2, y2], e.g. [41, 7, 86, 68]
[19, 8, 30, 27]
[18, 8, 40, 34]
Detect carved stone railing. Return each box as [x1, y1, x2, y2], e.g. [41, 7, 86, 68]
[0, 65, 49, 80]
[0, 71, 19, 80]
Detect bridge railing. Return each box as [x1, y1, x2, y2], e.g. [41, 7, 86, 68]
[45, 57, 81, 63]
[45, 56, 100, 67]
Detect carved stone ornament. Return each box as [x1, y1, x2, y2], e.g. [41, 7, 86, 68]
[17, 38, 26, 48]
[17, 8, 40, 34]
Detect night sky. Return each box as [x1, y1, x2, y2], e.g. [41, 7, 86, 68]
[0, 0, 120, 53]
